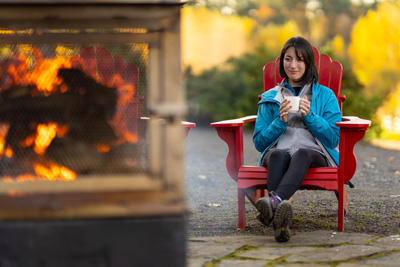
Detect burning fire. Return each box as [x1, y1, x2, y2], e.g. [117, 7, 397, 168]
[1, 162, 76, 183]
[0, 45, 138, 183]
[30, 123, 67, 154]
[0, 125, 9, 155]
[4, 46, 72, 93]
[33, 163, 76, 181]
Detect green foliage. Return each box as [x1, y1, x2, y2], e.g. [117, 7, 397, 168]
[185, 45, 275, 124]
[342, 89, 382, 122]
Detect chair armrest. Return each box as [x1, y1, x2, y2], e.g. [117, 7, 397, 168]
[336, 116, 370, 129]
[210, 115, 257, 128]
[336, 116, 371, 184]
[182, 121, 196, 128]
[182, 121, 196, 139]
[210, 115, 257, 181]
[141, 117, 196, 139]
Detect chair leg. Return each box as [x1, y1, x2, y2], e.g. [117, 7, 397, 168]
[238, 189, 246, 229]
[256, 189, 267, 199]
[336, 186, 345, 232]
[344, 187, 348, 215]
[335, 187, 349, 215]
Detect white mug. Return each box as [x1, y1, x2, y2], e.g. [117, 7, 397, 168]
[284, 96, 301, 113]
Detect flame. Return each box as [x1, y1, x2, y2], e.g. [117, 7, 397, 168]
[27, 50, 70, 93]
[123, 132, 138, 144]
[34, 123, 58, 155]
[5, 147, 13, 158]
[2, 165, 76, 183]
[2, 176, 13, 183]
[96, 144, 111, 153]
[118, 84, 135, 105]
[18, 123, 68, 156]
[21, 134, 36, 147]
[3, 46, 139, 146]
[33, 163, 76, 181]
[56, 125, 68, 137]
[0, 45, 139, 183]
[109, 74, 138, 143]
[16, 174, 36, 183]
[0, 125, 9, 155]
[4, 46, 72, 93]
[0, 124, 13, 158]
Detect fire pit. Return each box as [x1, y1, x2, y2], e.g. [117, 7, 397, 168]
[0, 1, 188, 266]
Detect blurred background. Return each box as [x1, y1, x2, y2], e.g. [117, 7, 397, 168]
[182, 0, 400, 143]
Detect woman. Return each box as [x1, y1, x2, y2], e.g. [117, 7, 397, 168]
[253, 36, 341, 242]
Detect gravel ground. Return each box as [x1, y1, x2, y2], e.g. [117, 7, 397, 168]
[185, 127, 400, 238]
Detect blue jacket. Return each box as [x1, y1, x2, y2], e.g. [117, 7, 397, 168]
[253, 80, 341, 166]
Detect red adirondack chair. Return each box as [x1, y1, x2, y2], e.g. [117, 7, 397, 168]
[70, 47, 195, 139]
[210, 47, 370, 231]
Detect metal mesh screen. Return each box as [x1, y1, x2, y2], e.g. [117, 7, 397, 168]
[0, 41, 149, 181]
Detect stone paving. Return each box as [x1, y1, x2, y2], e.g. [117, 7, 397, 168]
[187, 230, 400, 266]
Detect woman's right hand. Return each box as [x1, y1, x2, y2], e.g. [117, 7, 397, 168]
[279, 98, 291, 123]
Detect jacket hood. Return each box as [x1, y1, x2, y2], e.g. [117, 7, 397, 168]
[259, 83, 285, 105]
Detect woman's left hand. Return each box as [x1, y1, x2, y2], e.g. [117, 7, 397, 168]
[300, 95, 311, 116]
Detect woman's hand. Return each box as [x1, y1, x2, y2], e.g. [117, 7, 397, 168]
[300, 95, 311, 116]
[279, 98, 291, 123]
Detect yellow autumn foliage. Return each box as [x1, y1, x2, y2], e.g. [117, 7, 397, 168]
[349, 1, 400, 93]
[256, 5, 276, 21]
[332, 35, 345, 58]
[308, 18, 327, 47]
[349, 1, 400, 137]
[377, 81, 400, 137]
[181, 7, 255, 73]
[181, 7, 306, 73]
[252, 20, 302, 55]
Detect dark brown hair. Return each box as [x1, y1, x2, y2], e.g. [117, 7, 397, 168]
[278, 36, 319, 85]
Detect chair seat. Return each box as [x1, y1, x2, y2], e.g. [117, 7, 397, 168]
[238, 166, 339, 191]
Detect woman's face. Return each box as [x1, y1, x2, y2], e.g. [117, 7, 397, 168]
[283, 46, 306, 87]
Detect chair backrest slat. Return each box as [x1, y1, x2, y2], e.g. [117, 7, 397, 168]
[95, 47, 114, 86]
[275, 57, 283, 85]
[319, 53, 332, 89]
[127, 62, 140, 97]
[79, 47, 97, 81]
[113, 54, 127, 87]
[262, 46, 343, 101]
[329, 61, 343, 97]
[313, 46, 320, 70]
[263, 62, 276, 92]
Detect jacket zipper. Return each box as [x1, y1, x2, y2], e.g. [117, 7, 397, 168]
[314, 137, 337, 167]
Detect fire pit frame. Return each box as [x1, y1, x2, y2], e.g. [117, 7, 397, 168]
[0, 0, 188, 221]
